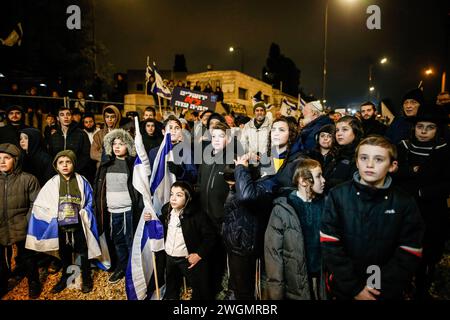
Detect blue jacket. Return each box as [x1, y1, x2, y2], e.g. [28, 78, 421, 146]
[300, 116, 334, 151]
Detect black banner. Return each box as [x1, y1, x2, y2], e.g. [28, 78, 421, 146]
[171, 87, 217, 112]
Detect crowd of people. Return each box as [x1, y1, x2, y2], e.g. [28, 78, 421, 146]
[0, 86, 449, 301]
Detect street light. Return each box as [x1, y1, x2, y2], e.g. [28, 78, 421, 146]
[425, 68, 433, 76]
[322, 0, 359, 101]
[368, 56, 389, 99]
[228, 46, 244, 73]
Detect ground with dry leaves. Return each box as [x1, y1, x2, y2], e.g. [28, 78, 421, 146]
[2, 243, 450, 300]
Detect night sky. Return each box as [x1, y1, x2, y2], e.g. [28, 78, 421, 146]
[96, 0, 448, 111]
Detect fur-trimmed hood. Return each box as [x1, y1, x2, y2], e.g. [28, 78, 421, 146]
[103, 129, 136, 157]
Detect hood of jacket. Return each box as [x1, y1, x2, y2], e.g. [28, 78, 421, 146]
[103, 128, 136, 157]
[19, 127, 44, 157]
[102, 105, 122, 129]
[0, 143, 22, 172]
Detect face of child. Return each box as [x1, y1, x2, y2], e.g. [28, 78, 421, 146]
[168, 120, 182, 144]
[19, 133, 29, 151]
[415, 121, 437, 142]
[356, 145, 397, 188]
[309, 166, 325, 195]
[336, 121, 355, 146]
[271, 121, 289, 148]
[56, 156, 74, 178]
[46, 116, 56, 126]
[319, 132, 333, 150]
[211, 129, 229, 152]
[145, 122, 156, 136]
[170, 186, 187, 210]
[113, 138, 128, 158]
[0, 153, 15, 173]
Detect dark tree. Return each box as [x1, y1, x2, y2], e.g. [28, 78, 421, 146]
[262, 43, 301, 97]
[173, 54, 188, 72]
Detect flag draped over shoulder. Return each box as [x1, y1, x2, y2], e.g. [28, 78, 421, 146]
[148, 64, 172, 100]
[149, 130, 176, 216]
[126, 117, 165, 300]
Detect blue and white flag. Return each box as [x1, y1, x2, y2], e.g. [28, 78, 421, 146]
[126, 117, 165, 300]
[280, 98, 300, 119]
[149, 63, 172, 100]
[298, 94, 306, 110]
[149, 130, 176, 216]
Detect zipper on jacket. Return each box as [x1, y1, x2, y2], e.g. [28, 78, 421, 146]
[4, 176, 10, 244]
[205, 163, 216, 214]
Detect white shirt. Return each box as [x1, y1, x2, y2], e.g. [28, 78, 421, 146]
[164, 210, 189, 257]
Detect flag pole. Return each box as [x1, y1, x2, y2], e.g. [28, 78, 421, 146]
[145, 56, 149, 96]
[151, 251, 161, 300]
[158, 96, 163, 120]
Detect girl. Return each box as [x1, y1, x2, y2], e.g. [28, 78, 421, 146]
[325, 116, 363, 190]
[145, 181, 215, 300]
[305, 124, 336, 178]
[395, 104, 450, 300]
[264, 159, 326, 300]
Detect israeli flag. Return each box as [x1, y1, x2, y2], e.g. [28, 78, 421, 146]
[126, 117, 165, 300]
[149, 131, 176, 216]
[149, 63, 172, 100]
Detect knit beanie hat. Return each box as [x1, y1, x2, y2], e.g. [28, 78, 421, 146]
[52, 150, 77, 172]
[253, 102, 266, 113]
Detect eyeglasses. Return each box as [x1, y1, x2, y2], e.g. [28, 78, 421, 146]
[415, 124, 437, 132]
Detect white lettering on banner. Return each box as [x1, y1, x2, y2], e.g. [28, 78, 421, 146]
[66, 5, 81, 30]
[366, 5, 381, 30]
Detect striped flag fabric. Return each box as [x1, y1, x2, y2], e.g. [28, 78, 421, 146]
[126, 117, 165, 300]
[149, 130, 176, 216]
[149, 63, 172, 100]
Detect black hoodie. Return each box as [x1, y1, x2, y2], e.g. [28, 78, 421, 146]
[19, 127, 55, 186]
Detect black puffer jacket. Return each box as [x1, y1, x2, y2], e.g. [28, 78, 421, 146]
[325, 141, 358, 191]
[198, 147, 236, 233]
[48, 122, 91, 177]
[222, 165, 275, 257]
[321, 173, 425, 300]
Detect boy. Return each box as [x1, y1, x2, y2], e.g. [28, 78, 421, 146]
[94, 129, 139, 283]
[0, 143, 41, 299]
[320, 136, 424, 300]
[26, 150, 103, 294]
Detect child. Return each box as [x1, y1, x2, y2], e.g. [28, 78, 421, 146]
[265, 159, 326, 300]
[94, 129, 139, 284]
[325, 116, 363, 190]
[305, 124, 336, 179]
[395, 104, 450, 299]
[321, 136, 424, 300]
[145, 181, 215, 299]
[26, 150, 103, 294]
[0, 143, 41, 299]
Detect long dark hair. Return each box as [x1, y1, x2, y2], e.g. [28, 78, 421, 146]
[266, 116, 298, 157]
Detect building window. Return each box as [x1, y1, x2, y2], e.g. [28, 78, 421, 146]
[136, 83, 144, 91]
[238, 87, 247, 100]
